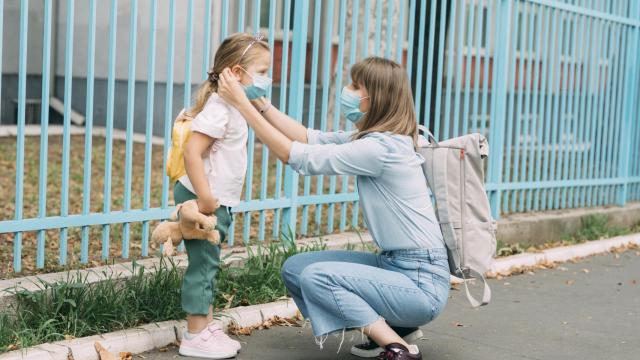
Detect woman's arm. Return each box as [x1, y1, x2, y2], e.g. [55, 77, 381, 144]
[251, 97, 308, 144]
[183, 132, 219, 214]
[219, 69, 293, 163]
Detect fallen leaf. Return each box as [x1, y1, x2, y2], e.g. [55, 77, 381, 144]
[632, 280, 637, 285]
[94, 342, 119, 360]
[558, 266, 569, 271]
[118, 352, 132, 360]
[566, 280, 575, 285]
[582, 269, 590, 274]
[451, 321, 465, 327]
[562, 321, 568, 325]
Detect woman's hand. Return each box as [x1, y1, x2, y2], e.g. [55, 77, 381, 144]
[218, 68, 251, 109]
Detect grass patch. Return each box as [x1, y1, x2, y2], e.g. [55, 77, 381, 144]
[0, 238, 327, 353]
[496, 214, 640, 257]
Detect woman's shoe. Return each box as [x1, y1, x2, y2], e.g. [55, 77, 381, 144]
[351, 328, 423, 358]
[376, 343, 422, 360]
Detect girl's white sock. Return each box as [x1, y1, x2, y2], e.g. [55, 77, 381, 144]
[407, 344, 420, 354]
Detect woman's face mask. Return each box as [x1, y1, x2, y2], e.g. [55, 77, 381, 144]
[240, 67, 272, 100]
[340, 86, 369, 123]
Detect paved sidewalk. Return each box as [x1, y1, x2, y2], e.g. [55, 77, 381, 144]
[141, 251, 640, 360]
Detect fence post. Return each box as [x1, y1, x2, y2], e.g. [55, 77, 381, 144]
[281, 0, 310, 239]
[616, 2, 640, 206]
[487, 0, 513, 219]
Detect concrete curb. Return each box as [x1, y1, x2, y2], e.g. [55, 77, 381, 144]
[1, 233, 639, 359]
[489, 232, 640, 275]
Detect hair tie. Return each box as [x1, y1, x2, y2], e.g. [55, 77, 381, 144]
[208, 71, 219, 82]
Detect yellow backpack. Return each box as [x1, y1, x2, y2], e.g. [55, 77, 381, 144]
[166, 110, 194, 183]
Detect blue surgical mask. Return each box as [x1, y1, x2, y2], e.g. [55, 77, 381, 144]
[240, 67, 272, 100]
[341, 86, 369, 123]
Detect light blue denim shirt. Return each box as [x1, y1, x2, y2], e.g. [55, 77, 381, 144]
[288, 128, 444, 251]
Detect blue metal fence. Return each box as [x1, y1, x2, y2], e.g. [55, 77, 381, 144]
[0, 0, 639, 273]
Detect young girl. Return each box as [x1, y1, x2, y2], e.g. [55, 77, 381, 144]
[176, 33, 271, 359]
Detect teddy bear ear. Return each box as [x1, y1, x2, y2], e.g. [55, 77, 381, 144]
[169, 204, 182, 221]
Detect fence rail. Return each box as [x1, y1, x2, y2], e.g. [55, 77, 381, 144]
[0, 0, 639, 273]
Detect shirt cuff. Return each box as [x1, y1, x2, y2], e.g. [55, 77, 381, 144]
[288, 141, 307, 172]
[306, 128, 321, 145]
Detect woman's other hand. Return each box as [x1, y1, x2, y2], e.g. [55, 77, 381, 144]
[218, 68, 251, 109]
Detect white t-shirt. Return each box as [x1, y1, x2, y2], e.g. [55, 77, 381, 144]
[178, 93, 248, 207]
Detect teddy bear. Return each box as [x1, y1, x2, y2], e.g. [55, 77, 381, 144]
[151, 199, 221, 256]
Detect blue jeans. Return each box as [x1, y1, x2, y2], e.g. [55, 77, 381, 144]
[281, 248, 450, 337]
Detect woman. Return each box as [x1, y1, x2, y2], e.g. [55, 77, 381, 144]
[217, 57, 449, 360]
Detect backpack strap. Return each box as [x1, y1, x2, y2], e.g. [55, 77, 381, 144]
[417, 125, 438, 146]
[459, 268, 491, 308]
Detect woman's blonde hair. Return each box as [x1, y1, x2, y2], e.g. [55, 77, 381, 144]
[350, 57, 418, 145]
[187, 33, 270, 117]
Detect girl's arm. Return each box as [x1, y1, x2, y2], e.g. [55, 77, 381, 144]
[251, 97, 308, 143]
[183, 132, 219, 214]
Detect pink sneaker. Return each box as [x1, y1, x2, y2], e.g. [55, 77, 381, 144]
[207, 322, 241, 353]
[179, 325, 238, 359]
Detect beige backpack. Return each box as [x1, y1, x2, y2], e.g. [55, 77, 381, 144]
[417, 126, 497, 307]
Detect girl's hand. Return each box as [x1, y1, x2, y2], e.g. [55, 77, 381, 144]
[218, 68, 251, 109]
[196, 196, 220, 215]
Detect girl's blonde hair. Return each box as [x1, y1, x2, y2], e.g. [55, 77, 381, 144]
[187, 33, 270, 117]
[350, 57, 418, 145]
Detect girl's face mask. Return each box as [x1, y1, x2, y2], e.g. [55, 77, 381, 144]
[340, 86, 369, 123]
[240, 67, 272, 100]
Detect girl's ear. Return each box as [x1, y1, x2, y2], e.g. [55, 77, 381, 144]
[230, 65, 244, 80]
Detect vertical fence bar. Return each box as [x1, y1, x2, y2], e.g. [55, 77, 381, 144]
[567, 10, 587, 208]
[0, 0, 3, 125]
[184, 0, 194, 108]
[221, 0, 229, 40]
[502, 0, 519, 213]
[237, 0, 246, 32]
[452, 0, 466, 137]
[102, 0, 118, 260]
[201, 0, 213, 79]
[488, 0, 513, 219]
[581, 6, 597, 207]
[617, 1, 640, 205]
[141, 0, 157, 257]
[424, 0, 438, 126]
[257, 0, 277, 241]
[585, 16, 605, 208]
[405, 0, 415, 79]
[363, 0, 372, 58]
[541, 6, 559, 211]
[555, 11, 571, 209]
[281, 0, 310, 238]
[375, 0, 382, 55]
[512, 1, 529, 212]
[413, 0, 427, 121]
[300, 0, 322, 236]
[596, 19, 614, 205]
[605, 22, 624, 204]
[162, 0, 176, 210]
[122, 0, 138, 259]
[462, 0, 475, 135]
[385, 0, 393, 59]
[339, 0, 359, 232]
[314, 0, 335, 234]
[242, 0, 261, 243]
[272, 0, 292, 240]
[37, 0, 53, 269]
[480, 2, 493, 136]
[471, 0, 485, 133]
[526, 3, 543, 211]
[81, 0, 97, 263]
[59, 0, 75, 265]
[589, 15, 607, 207]
[13, 0, 29, 272]
[534, 5, 551, 210]
[610, 26, 628, 203]
[433, 0, 449, 139]
[326, 0, 347, 234]
[443, 0, 458, 140]
[395, 0, 405, 63]
[519, 2, 535, 212]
